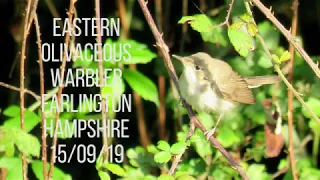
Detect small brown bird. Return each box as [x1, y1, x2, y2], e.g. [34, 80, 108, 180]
[173, 52, 280, 139]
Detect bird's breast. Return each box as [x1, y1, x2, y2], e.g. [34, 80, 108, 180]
[179, 69, 235, 114]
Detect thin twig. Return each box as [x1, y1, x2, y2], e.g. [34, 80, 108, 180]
[137, 1, 249, 179]
[48, 0, 77, 178]
[287, 0, 299, 179]
[44, 0, 64, 28]
[251, 0, 320, 78]
[209, 0, 235, 30]
[0, 82, 40, 100]
[169, 153, 183, 175]
[95, 0, 109, 162]
[26, 0, 40, 33]
[33, 15, 47, 180]
[20, 0, 32, 179]
[295, 134, 313, 153]
[272, 162, 289, 179]
[28, 87, 59, 112]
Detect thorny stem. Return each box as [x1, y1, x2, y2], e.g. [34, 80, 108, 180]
[33, 14, 48, 180]
[20, 0, 33, 179]
[48, 0, 77, 179]
[287, 0, 299, 179]
[94, 0, 109, 162]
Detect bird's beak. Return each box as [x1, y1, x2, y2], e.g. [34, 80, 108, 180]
[172, 54, 184, 64]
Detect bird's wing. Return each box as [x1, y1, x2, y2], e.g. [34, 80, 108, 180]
[212, 72, 256, 104]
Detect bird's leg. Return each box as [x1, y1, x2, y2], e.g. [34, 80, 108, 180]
[204, 113, 224, 140]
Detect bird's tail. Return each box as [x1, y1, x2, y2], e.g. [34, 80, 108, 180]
[244, 75, 281, 88]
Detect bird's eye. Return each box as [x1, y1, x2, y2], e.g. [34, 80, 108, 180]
[195, 65, 200, 70]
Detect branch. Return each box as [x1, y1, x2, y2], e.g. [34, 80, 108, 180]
[251, 0, 320, 78]
[137, 1, 249, 179]
[20, 0, 33, 179]
[33, 14, 48, 180]
[94, 0, 109, 162]
[0, 82, 40, 100]
[209, 0, 235, 29]
[287, 0, 299, 179]
[48, 0, 77, 178]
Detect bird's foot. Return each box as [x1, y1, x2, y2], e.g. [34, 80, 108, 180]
[204, 127, 217, 140]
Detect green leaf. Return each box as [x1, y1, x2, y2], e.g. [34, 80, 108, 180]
[244, 104, 266, 124]
[199, 18, 228, 46]
[296, 158, 314, 172]
[0, 127, 40, 157]
[212, 168, 232, 180]
[126, 146, 158, 171]
[244, 146, 265, 162]
[200, 29, 228, 46]
[178, 14, 212, 33]
[147, 144, 160, 154]
[258, 21, 280, 50]
[0, 137, 14, 157]
[300, 168, 320, 180]
[122, 40, 157, 64]
[154, 151, 171, 163]
[279, 50, 291, 62]
[174, 171, 191, 178]
[101, 69, 126, 113]
[197, 112, 215, 129]
[273, 54, 281, 64]
[98, 171, 111, 180]
[31, 160, 72, 180]
[228, 24, 254, 57]
[3, 105, 20, 117]
[190, 130, 213, 159]
[278, 159, 288, 170]
[229, 56, 254, 76]
[176, 174, 195, 180]
[257, 53, 273, 68]
[246, 164, 272, 180]
[123, 69, 159, 106]
[309, 119, 320, 134]
[247, 22, 258, 37]
[170, 141, 187, 155]
[157, 140, 170, 151]
[230, 22, 245, 30]
[240, 13, 253, 23]
[45, 113, 75, 139]
[103, 39, 156, 64]
[3, 106, 40, 132]
[216, 126, 241, 148]
[0, 157, 23, 180]
[158, 174, 175, 180]
[302, 97, 320, 119]
[104, 163, 127, 177]
[72, 48, 93, 68]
